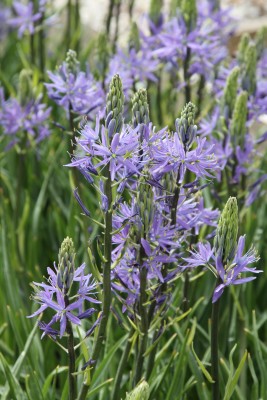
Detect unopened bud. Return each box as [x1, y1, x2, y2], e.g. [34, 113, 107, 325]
[181, 0, 197, 32]
[175, 102, 197, 150]
[105, 74, 124, 137]
[18, 69, 33, 106]
[65, 49, 80, 75]
[222, 67, 240, 120]
[126, 380, 150, 400]
[230, 91, 248, 149]
[214, 197, 238, 264]
[57, 237, 76, 292]
[129, 22, 141, 52]
[242, 44, 257, 95]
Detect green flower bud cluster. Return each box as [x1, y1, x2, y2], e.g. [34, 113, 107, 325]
[222, 66, 240, 120]
[181, 0, 197, 32]
[126, 380, 150, 400]
[129, 22, 141, 53]
[137, 179, 154, 238]
[230, 91, 248, 149]
[214, 197, 238, 264]
[65, 49, 80, 75]
[169, 0, 182, 17]
[241, 43, 257, 95]
[237, 33, 250, 64]
[105, 74, 124, 137]
[132, 89, 150, 128]
[18, 69, 33, 106]
[255, 27, 267, 59]
[94, 33, 110, 81]
[175, 102, 197, 150]
[57, 237, 76, 292]
[149, 0, 163, 28]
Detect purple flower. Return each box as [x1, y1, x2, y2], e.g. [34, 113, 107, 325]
[212, 236, 261, 302]
[45, 63, 104, 116]
[183, 235, 261, 303]
[28, 262, 100, 338]
[0, 7, 11, 40]
[8, 1, 41, 38]
[0, 89, 51, 150]
[107, 47, 159, 98]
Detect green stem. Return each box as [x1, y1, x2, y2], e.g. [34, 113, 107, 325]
[133, 263, 148, 386]
[30, 34, 35, 65]
[211, 289, 221, 400]
[66, 0, 72, 51]
[38, 12, 45, 75]
[111, 328, 134, 400]
[74, 0, 80, 53]
[184, 47, 191, 103]
[106, 0, 116, 37]
[78, 165, 112, 400]
[65, 295, 76, 400]
[196, 74, 205, 118]
[145, 329, 158, 380]
[112, 0, 121, 53]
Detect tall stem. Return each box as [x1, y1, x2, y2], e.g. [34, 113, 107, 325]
[211, 291, 221, 400]
[65, 295, 76, 400]
[113, 0, 121, 52]
[78, 165, 112, 400]
[66, 0, 72, 51]
[38, 12, 45, 75]
[106, 0, 116, 37]
[134, 264, 148, 386]
[111, 328, 134, 400]
[184, 47, 191, 103]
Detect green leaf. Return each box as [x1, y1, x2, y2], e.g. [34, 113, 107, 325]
[223, 347, 247, 400]
[191, 342, 214, 383]
[0, 353, 26, 400]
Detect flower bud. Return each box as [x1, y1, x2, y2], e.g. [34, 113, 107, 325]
[105, 74, 124, 137]
[18, 69, 33, 106]
[237, 33, 250, 64]
[65, 49, 80, 75]
[241, 43, 257, 95]
[181, 0, 197, 32]
[137, 178, 154, 238]
[129, 22, 141, 52]
[126, 380, 150, 400]
[230, 91, 248, 149]
[132, 89, 150, 128]
[222, 67, 239, 121]
[57, 237, 76, 292]
[214, 197, 238, 264]
[175, 102, 197, 150]
[255, 27, 267, 59]
[94, 33, 110, 81]
[149, 0, 164, 30]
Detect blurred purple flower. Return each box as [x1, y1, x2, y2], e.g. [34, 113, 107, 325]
[8, 1, 41, 37]
[0, 89, 51, 150]
[45, 63, 104, 116]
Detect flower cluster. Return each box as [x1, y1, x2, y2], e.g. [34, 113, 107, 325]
[0, 87, 51, 151]
[184, 197, 261, 302]
[28, 237, 100, 339]
[70, 76, 219, 314]
[45, 50, 104, 117]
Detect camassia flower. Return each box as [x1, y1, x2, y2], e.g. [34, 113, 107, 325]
[183, 197, 261, 302]
[0, 88, 51, 150]
[28, 238, 100, 339]
[45, 50, 104, 116]
[8, 1, 42, 38]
